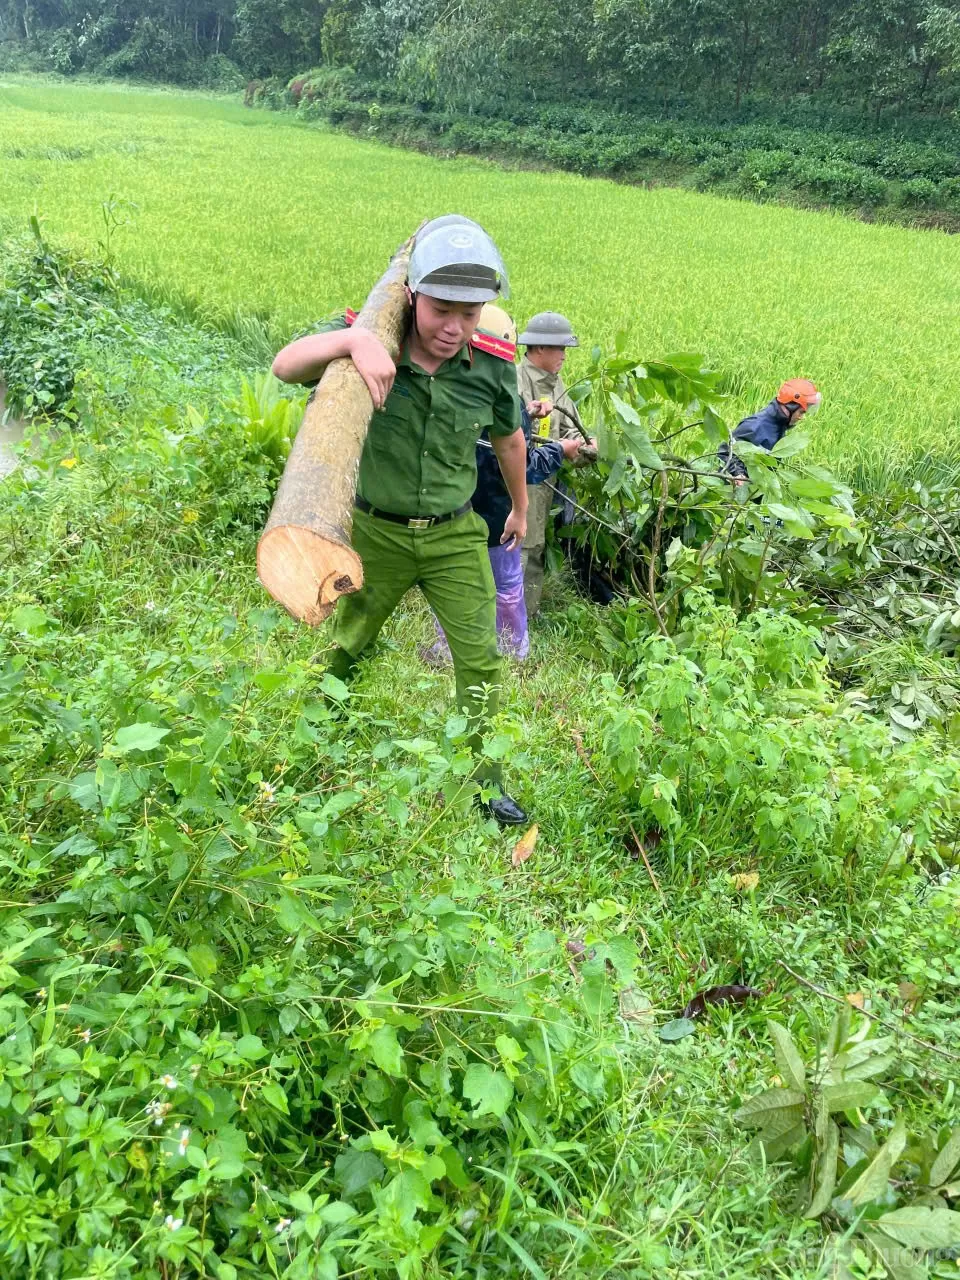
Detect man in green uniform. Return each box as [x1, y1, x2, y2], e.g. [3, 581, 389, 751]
[516, 311, 593, 617]
[271, 216, 529, 825]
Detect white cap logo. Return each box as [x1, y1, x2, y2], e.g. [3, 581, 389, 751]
[449, 232, 475, 249]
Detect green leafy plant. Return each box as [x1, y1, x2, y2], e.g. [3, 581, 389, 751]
[229, 372, 306, 473]
[555, 342, 858, 633]
[736, 1012, 960, 1275]
[0, 216, 121, 417]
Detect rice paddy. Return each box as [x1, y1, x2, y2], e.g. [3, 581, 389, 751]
[1, 75, 959, 485]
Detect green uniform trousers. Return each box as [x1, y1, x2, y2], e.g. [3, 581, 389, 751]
[521, 482, 553, 618]
[328, 508, 503, 783]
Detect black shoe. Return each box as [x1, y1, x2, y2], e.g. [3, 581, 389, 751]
[477, 791, 528, 827]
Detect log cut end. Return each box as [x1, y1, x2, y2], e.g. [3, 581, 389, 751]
[257, 525, 364, 626]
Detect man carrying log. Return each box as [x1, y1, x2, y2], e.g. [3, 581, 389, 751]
[271, 215, 530, 826]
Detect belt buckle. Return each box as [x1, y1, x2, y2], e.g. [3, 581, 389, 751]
[408, 517, 433, 529]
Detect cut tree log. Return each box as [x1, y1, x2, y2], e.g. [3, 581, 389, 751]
[256, 237, 413, 625]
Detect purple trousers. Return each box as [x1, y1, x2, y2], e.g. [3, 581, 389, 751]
[425, 542, 529, 663]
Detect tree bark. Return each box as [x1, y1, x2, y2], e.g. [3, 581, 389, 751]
[256, 237, 413, 625]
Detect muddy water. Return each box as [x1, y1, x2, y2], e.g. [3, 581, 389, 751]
[0, 381, 26, 478]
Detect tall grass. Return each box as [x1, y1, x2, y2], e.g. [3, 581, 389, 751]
[2, 75, 959, 487]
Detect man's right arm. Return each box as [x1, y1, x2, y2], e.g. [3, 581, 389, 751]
[272, 327, 397, 410]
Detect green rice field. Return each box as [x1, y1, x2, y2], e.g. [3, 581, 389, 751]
[1, 76, 959, 483]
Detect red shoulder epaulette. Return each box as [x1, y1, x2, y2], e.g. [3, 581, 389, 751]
[344, 307, 358, 326]
[470, 331, 517, 362]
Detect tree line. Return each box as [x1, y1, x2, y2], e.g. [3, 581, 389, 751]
[2, 0, 959, 120]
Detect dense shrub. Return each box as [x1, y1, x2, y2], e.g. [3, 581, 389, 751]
[251, 76, 960, 225]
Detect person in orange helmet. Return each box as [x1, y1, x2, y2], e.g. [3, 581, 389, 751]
[719, 379, 821, 484]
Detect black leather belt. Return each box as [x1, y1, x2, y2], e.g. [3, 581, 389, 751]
[355, 496, 472, 529]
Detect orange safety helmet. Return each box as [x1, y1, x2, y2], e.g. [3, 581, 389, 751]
[776, 378, 821, 415]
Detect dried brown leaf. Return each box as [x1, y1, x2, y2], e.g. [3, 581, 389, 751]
[731, 871, 760, 892]
[845, 991, 865, 1009]
[511, 824, 538, 868]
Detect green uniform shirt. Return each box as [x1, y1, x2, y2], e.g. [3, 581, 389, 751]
[318, 314, 521, 518]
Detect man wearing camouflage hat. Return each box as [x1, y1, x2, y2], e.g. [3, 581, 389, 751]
[517, 311, 595, 617]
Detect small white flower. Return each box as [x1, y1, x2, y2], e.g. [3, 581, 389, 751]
[226, 550, 235, 557]
[145, 1100, 170, 1125]
[36, 988, 47, 1001]
[164, 1215, 183, 1231]
[145, 600, 156, 612]
[275, 1218, 292, 1234]
[189, 1063, 201, 1078]
[78, 1027, 91, 1044]
[257, 780, 277, 804]
[177, 1127, 191, 1156]
[160, 1074, 178, 1090]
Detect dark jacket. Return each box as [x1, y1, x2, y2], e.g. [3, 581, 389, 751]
[473, 407, 565, 546]
[719, 399, 791, 480]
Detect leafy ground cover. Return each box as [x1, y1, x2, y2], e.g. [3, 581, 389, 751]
[3, 76, 960, 488]
[2, 292, 959, 1279]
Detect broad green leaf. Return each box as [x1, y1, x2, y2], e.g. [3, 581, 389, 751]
[319, 1200, 357, 1225]
[846, 1117, 906, 1206]
[771, 428, 810, 459]
[495, 1034, 525, 1064]
[790, 475, 843, 499]
[279, 1004, 300, 1035]
[261, 1081, 288, 1114]
[621, 423, 664, 471]
[930, 1127, 960, 1188]
[761, 1120, 807, 1161]
[570, 1060, 606, 1097]
[658, 1017, 696, 1042]
[805, 1119, 840, 1218]
[114, 723, 170, 753]
[186, 944, 218, 980]
[757, 1105, 806, 1143]
[234, 1034, 267, 1061]
[609, 391, 642, 426]
[288, 1190, 313, 1214]
[440, 1144, 472, 1190]
[875, 1205, 960, 1250]
[767, 1020, 806, 1091]
[403, 1100, 444, 1149]
[701, 405, 726, 444]
[734, 1087, 806, 1126]
[840, 1051, 898, 1082]
[822, 1081, 882, 1113]
[334, 1149, 384, 1195]
[369, 1025, 405, 1078]
[319, 673, 350, 701]
[462, 1064, 513, 1118]
[765, 503, 815, 537]
[860, 1228, 927, 1280]
[10, 604, 54, 635]
[319, 789, 363, 821]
